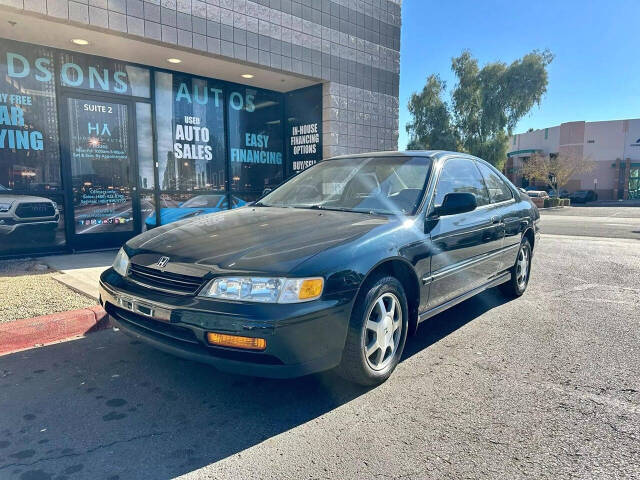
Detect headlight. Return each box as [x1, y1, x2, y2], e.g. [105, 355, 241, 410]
[112, 247, 130, 277]
[0, 202, 13, 212]
[200, 276, 324, 303]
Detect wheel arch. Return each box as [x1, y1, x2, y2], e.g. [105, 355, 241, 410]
[356, 257, 421, 336]
[523, 226, 535, 251]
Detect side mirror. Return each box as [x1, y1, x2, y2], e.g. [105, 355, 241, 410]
[432, 192, 477, 217]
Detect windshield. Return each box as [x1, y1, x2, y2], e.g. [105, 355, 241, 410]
[181, 195, 223, 208]
[259, 156, 432, 215]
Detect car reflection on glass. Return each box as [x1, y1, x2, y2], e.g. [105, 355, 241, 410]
[0, 187, 60, 241]
[145, 194, 246, 228]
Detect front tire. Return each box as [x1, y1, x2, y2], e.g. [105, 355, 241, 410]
[337, 275, 408, 386]
[500, 239, 532, 298]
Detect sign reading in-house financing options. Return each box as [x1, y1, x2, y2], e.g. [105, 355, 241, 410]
[286, 85, 323, 176]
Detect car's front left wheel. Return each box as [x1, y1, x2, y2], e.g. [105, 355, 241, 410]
[337, 275, 408, 386]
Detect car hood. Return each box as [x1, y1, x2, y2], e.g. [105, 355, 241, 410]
[127, 206, 390, 274]
[0, 194, 54, 203]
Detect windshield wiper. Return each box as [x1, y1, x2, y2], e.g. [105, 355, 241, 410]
[303, 204, 377, 214]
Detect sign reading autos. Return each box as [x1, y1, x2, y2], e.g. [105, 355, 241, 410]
[286, 85, 323, 176]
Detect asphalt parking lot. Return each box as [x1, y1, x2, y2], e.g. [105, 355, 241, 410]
[539, 205, 640, 239]
[1, 207, 639, 479]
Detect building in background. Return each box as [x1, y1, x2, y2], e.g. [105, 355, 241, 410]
[0, 0, 402, 257]
[506, 119, 640, 200]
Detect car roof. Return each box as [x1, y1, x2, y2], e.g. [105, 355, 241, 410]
[327, 150, 481, 162]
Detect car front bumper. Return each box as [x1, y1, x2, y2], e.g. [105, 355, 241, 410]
[0, 219, 59, 235]
[99, 269, 355, 378]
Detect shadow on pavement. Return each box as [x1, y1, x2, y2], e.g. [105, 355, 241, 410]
[404, 287, 511, 360]
[0, 288, 509, 480]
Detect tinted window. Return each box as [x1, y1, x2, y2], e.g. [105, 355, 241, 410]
[58, 51, 150, 97]
[476, 162, 513, 203]
[154, 71, 227, 224]
[228, 86, 284, 204]
[433, 158, 489, 207]
[0, 41, 66, 254]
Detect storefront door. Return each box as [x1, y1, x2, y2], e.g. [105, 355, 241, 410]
[629, 166, 640, 200]
[61, 94, 141, 250]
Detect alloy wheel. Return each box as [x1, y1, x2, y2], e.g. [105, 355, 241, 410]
[516, 245, 529, 289]
[363, 292, 403, 371]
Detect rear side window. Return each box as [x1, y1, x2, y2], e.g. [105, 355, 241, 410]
[476, 162, 513, 203]
[433, 158, 490, 207]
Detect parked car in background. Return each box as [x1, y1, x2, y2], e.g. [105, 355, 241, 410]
[548, 189, 569, 198]
[524, 190, 548, 208]
[569, 190, 598, 203]
[100, 151, 540, 386]
[523, 190, 549, 198]
[145, 194, 247, 228]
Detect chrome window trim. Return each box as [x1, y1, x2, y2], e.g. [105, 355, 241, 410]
[421, 243, 519, 285]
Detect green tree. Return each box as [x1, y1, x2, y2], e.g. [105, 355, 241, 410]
[406, 49, 553, 168]
[406, 75, 458, 151]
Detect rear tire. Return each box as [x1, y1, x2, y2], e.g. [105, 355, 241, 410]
[500, 239, 532, 298]
[337, 275, 408, 386]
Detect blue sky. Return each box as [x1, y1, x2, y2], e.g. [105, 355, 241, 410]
[398, 0, 640, 149]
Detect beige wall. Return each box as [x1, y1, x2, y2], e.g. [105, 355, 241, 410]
[507, 118, 640, 198]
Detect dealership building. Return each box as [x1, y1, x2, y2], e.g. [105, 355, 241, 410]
[505, 119, 640, 200]
[0, 0, 401, 257]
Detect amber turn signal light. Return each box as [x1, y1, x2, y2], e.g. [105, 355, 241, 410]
[298, 278, 323, 300]
[206, 332, 266, 351]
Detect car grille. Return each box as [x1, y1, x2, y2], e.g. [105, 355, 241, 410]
[15, 202, 55, 218]
[127, 263, 204, 295]
[107, 304, 199, 344]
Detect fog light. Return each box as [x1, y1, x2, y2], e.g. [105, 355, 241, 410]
[206, 332, 266, 351]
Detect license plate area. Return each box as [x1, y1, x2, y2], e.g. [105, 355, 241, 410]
[117, 295, 170, 322]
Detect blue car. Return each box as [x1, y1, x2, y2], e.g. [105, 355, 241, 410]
[145, 194, 246, 228]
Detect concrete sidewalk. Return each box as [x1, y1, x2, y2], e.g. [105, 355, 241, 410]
[42, 250, 116, 300]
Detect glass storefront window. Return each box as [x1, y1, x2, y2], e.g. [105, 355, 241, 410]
[66, 98, 135, 235]
[629, 167, 640, 200]
[0, 41, 66, 254]
[136, 102, 155, 229]
[1, 38, 301, 255]
[58, 51, 150, 98]
[153, 71, 227, 226]
[228, 86, 284, 204]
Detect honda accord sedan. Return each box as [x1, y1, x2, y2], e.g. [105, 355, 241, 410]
[99, 151, 540, 385]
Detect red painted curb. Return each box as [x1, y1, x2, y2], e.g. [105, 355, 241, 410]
[0, 306, 111, 355]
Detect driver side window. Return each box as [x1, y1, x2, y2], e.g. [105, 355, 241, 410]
[433, 158, 490, 208]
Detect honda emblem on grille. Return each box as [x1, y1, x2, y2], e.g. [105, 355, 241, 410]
[156, 256, 170, 268]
